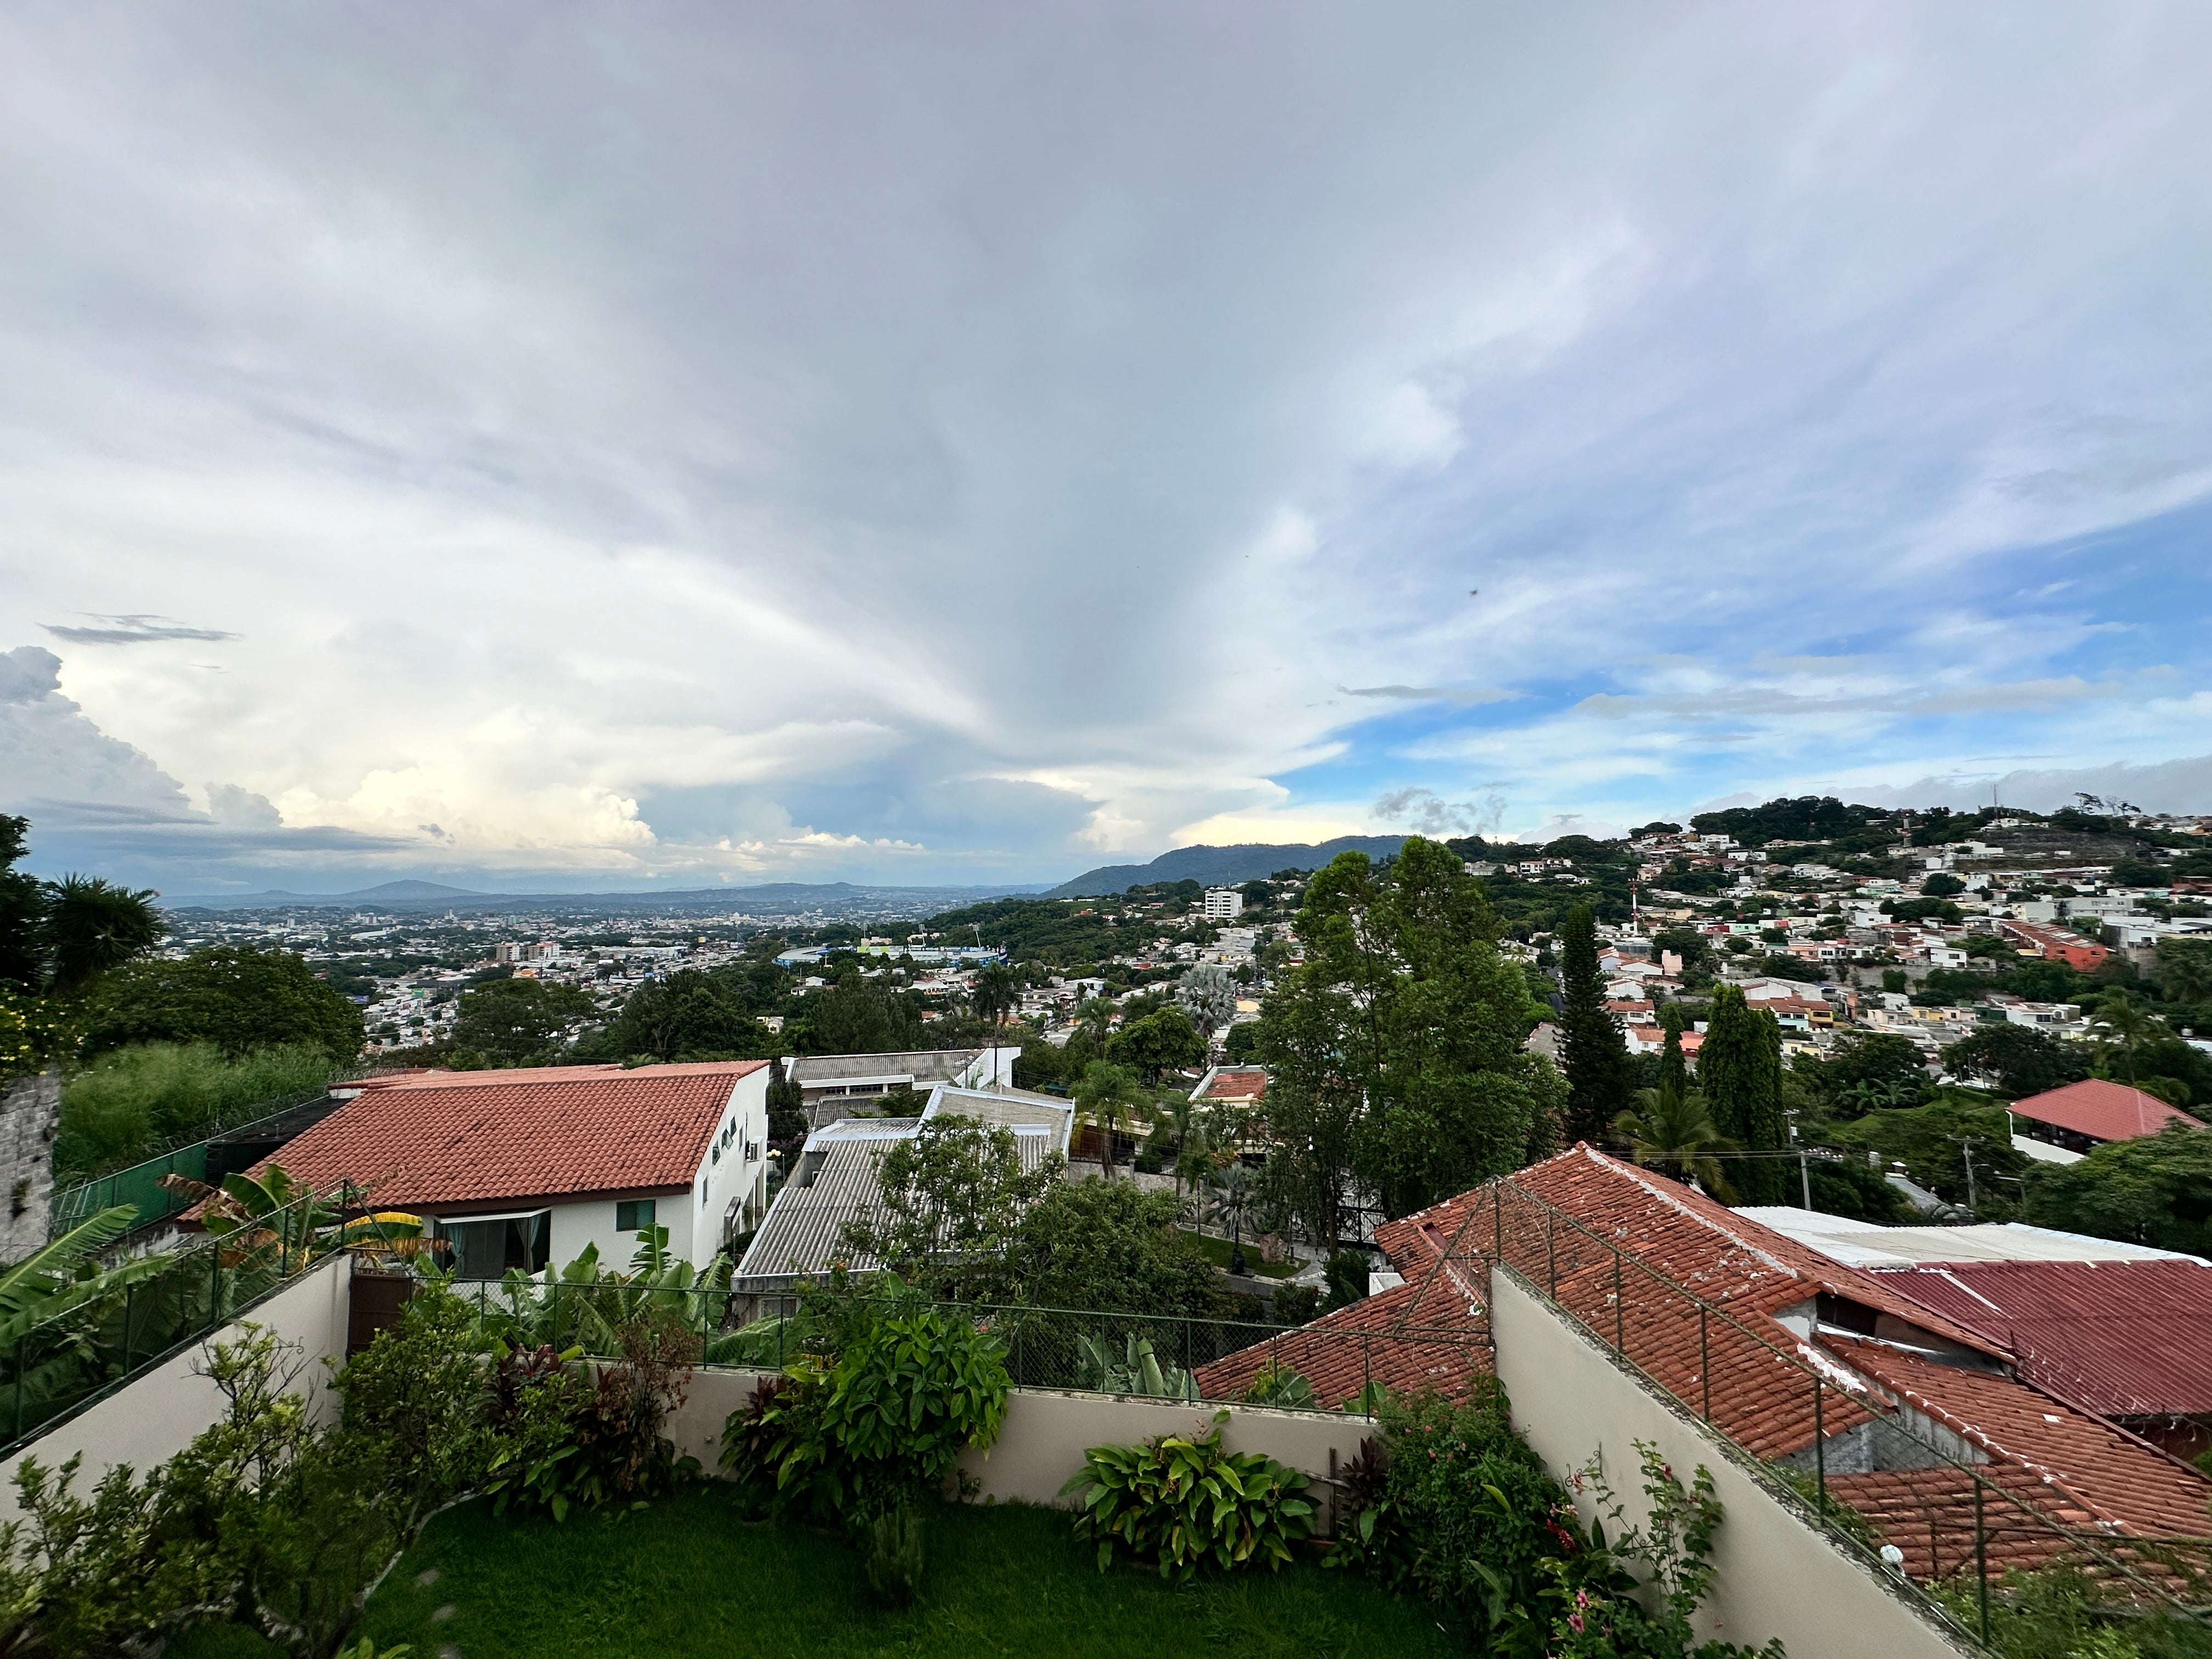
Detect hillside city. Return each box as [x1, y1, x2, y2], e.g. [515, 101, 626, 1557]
[4, 793, 2211, 1659]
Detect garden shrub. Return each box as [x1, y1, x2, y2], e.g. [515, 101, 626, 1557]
[1271, 1283, 1320, 1325]
[720, 1299, 1009, 1525]
[482, 1318, 699, 1522]
[1060, 1412, 1315, 1581]
[862, 1503, 928, 1606]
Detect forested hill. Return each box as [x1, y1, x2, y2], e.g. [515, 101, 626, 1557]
[1043, 836, 1409, 899]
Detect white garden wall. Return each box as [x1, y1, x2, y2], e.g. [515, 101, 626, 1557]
[0, 1250, 354, 1528]
[1488, 1266, 1975, 1659]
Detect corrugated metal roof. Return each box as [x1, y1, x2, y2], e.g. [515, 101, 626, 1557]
[733, 1082, 1071, 1289]
[1739, 1209, 2199, 1268]
[1870, 1259, 2212, 1419]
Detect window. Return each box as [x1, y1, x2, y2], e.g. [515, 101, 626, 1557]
[616, 1199, 657, 1232]
[440, 1211, 551, 1281]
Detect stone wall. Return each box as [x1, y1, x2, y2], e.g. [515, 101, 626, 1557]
[0, 1066, 59, 1260]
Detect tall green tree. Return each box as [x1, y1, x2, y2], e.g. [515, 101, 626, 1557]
[0, 816, 39, 990]
[1697, 986, 1786, 1204]
[1071, 1060, 1144, 1181]
[1656, 1013, 1689, 1102]
[450, 978, 599, 1067]
[1257, 838, 1562, 1239]
[1105, 1006, 1205, 1080]
[1612, 1084, 1736, 1201]
[1556, 904, 1630, 1147]
[598, 968, 772, 1063]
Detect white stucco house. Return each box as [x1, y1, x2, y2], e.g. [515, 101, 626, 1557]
[220, 1060, 774, 1277]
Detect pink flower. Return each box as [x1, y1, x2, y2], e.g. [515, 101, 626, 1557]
[1567, 1613, 1584, 1634]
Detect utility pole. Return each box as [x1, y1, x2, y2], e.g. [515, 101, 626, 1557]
[1947, 1133, 1980, 1211]
[1787, 1108, 1813, 1210]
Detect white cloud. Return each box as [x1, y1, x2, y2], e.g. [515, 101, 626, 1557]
[2, 6, 2210, 884]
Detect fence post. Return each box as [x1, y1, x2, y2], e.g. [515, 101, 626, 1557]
[1699, 1302, 1711, 1422]
[1813, 1375, 1827, 1521]
[210, 1233, 223, 1330]
[1973, 1478, 1990, 1644]
[1612, 1252, 1624, 1352]
[1546, 1211, 1556, 1299]
[122, 1279, 136, 1374]
[12, 1335, 21, 1442]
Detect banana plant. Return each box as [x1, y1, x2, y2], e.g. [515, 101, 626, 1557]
[160, 1165, 432, 1269]
[1075, 1331, 1199, 1401]
[0, 1205, 172, 1350]
[472, 1228, 735, 1358]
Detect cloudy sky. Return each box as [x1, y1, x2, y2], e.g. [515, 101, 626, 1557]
[5, 4, 2212, 895]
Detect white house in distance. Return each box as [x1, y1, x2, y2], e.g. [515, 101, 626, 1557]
[216, 1061, 773, 1277]
[1203, 888, 1244, 921]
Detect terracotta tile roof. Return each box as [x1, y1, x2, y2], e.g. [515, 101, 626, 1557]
[230, 1060, 768, 1212]
[1203, 1069, 1268, 1101]
[2008, 1079, 2203, 1143]
[1869, 1259, 2212, 1420]
[1190, 1273, 1489, 1408]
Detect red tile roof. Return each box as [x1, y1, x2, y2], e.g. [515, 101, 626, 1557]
[233, 1061, 767, 1212]
[1372, 1148, 2212, 1561]
[1203, 1069, 1268, 1101]
[1191, 1276, 1489, 1408]
[1822, 1336, 2212, 1541]
[1869, 1259, 2212, 1420]
[2007, 1079, 2203, 1143]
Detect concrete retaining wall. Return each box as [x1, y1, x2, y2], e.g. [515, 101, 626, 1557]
[1489, 1266, 1973, 1659]
[0, 1250, 354, 1526]
[672, 1366, 1374, 1531]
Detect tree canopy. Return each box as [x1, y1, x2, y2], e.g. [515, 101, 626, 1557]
[77, 946, 365, 1063]
[592, 968, 774, 1063]
[1556, 903, 1629, 1146]
[1256, 837, 1560, 1239]
[450, 978, 599, 1068]
[1698, 986, 1786, 1203]
[2021, 1124, 2211, 1255]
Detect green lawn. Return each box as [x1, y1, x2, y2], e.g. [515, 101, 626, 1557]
[343, 1487, 1463, 1659]
[1178, 1228, 1302, 1280]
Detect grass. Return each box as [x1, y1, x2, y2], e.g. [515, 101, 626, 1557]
[1178, 1228, 1301, 1280]
[343, 1487, 1463, 1659]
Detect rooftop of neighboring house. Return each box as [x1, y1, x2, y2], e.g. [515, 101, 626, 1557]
[219, 1060, 769, 1214]
[1734, 1208, 2202, 1270]
[1862, 1257, 2212, 1423]
[781, 1048, 1016, 1090]
[2007, 1078, 2204, 1142]
[1191, 1270, 1489, 1407]
[732, 1082, 1073, 1291]
[1191, 1065, 1268, 1104]
[1361, 1146, 2212, 1566]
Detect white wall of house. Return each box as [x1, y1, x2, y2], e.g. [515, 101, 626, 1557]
[1489, 1266, 1975, 1659]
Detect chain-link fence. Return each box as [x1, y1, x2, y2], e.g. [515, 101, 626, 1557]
[1, 1184, 402, 1458]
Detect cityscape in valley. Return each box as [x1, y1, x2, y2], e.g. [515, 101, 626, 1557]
[6, 8, 2212, 1657]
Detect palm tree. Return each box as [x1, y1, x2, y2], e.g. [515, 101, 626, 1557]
[2089, 989, 2168, 1084]
[1612, 1085, 1739, 1203]
[40, 874, 165, 993]
[971, 962, 1017, 1036]
[1073, 1060, 1144, 1181]
[1203, 1161, 1257, 1276]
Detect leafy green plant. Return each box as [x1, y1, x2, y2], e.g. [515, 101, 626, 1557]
[1060, 1412, 1315, 1582]
[1238, 1359, 1318, 1410]
[1074, 1331, 1198, 1400]
[720, 1300, 1009, 1525]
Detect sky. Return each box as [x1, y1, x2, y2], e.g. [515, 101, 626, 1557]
[4, 3, 2212, 896]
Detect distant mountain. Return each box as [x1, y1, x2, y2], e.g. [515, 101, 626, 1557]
[160, 879, 1048, 914]
[1043, 837, 1409, 899]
